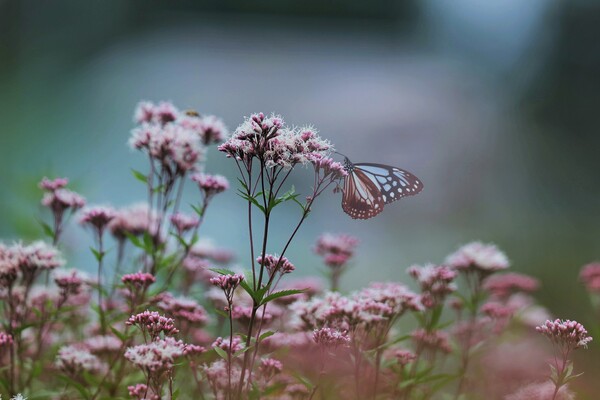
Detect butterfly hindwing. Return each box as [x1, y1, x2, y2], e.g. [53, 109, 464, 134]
[341, 168, 385, 220]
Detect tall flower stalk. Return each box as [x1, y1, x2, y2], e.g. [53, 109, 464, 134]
[218, 113, 346, 397]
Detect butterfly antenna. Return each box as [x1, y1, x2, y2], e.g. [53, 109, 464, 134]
[333, 150, 348, 159]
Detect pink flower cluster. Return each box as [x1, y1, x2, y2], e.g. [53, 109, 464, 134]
[407, 264, 457, 308]
[79, 205, 117, 234]
[580, 262, 600, 293]
[40, 177, 86, 214]
[109, 203, 159, 240]
[170, 212, 199, 236]
[210, 274, 244, 300]
[218, 112, 334, 169]
[122, 271, 156, 289]
[390, 348, 417, 366]
[0, 331, 13, 347]
[445, 241, 510, 273]
[259, 358, 283, 379]
[257, 254, 296, 276]
[314, 233, 358, 268]
[54, 268, 88, 298]
[191, 173, 229, 200]
[1, 241, 65, 287]
[55, 345, 108, 375]
[536, 319, 593, 350]
[312, 327, 351, 348]
[212, 336, 244, 353]
[483, 272, 540, 299]
[126, 310, 179, 339]
[124, 336, 185, 373]
[411, 329, 453, 354]
[156, 293, 209, 325]
[130, 101, 225, 173]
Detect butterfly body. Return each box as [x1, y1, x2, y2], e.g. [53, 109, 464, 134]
[341, 157, 423, 220]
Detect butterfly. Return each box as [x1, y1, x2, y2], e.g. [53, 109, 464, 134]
[339, 156, 423, 220]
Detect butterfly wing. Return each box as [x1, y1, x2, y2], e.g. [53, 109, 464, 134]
[353, 163, 423, 204]
[341, 168, 385, 220]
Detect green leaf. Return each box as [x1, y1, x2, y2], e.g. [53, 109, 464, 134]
[109, 325, 128, 342]
[90, 247, 104, 262]
[142, 231, 154, 252]
[259, 330, 277, 341]
[125, 232, 144, 249]
[260, 289, 305, 306]
[190, 204, 204, 219]
[233, 346, 251, 357]
[131, 169, 148, 184]
[210, 268, 237, 276]
[240, 280, 257, 302]
[213, 346, 228, 360]
[38, 219, 54, 239]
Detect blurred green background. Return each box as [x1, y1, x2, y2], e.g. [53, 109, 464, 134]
[0, 0, 599, 395]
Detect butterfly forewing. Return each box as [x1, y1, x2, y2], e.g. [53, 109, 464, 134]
[340, 159, 423, 219]
[353, 163, 423, 204]
[341, 169, 385, 219]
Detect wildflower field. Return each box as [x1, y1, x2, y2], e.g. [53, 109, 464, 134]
[0, 101, 598, 400]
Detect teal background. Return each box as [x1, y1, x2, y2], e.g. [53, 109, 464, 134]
[0, 0, 599, 395]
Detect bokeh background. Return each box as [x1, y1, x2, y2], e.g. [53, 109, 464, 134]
[1, 0, 599, 396]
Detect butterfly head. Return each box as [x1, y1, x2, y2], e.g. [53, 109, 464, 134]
[342, 157, 354, 172]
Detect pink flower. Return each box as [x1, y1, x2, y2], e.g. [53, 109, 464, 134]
[536, 319, 592, 350]
[189, 239, 234, 264]
[128, 383, 158, 400]
[55, 345, 108, 375]
[259, 358, 283, 379]
[411, 329, 452, 354]
[204, 360, 242, 395]
[580, 262, 600, 293]
[79, 205, 117, 234]
[155, 293, 209, 325]
[126, 310, 179, 339]
[314, 233, 358, 268]
[483, 273, 540, 299]
[191, 173, 229, 199]
[505, 381, 574, 400]
[133, 101, 179, 125]
[257, 253, 295, 276]
[313, 327, 350, 348]
[445, 241, 509, 273]
[218, 113, 332, 169]
[210, 274, 244, 297]
[408, 264, 457, 307]
[170, 212, 200, 236]
[310, 154, 348, 181]
[390, 348, 416, 366]
[125, 337, 185, 372]
[109, 203, 159, 240]
[232, 305, 273, 325]
[0, 331, 13, 347]
[0, 243, 20, 288]
[54, 269, 88, 297]
[179, 114, 228, 145]
[122, 271, 156, 289]
[39, 177, 69, 191]
[212, 336, 244, 353]
[84, 335, 123, 354]
[42, 188, 86, 214]
[16, 241, 65, 276]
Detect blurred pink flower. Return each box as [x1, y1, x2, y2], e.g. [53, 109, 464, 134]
[484, 272, 540, 299]
[445, 241, 509, 273]
[580, 262, 600, 293]
[55, 345, 108, 375]
[314, 233, 358, 268]
[122, 271, 156, 289]
[313, 327, 350, 348]
[170, 212, 200, 236]
[505, 381, 574, 400]
[126, 310, 179, 340]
